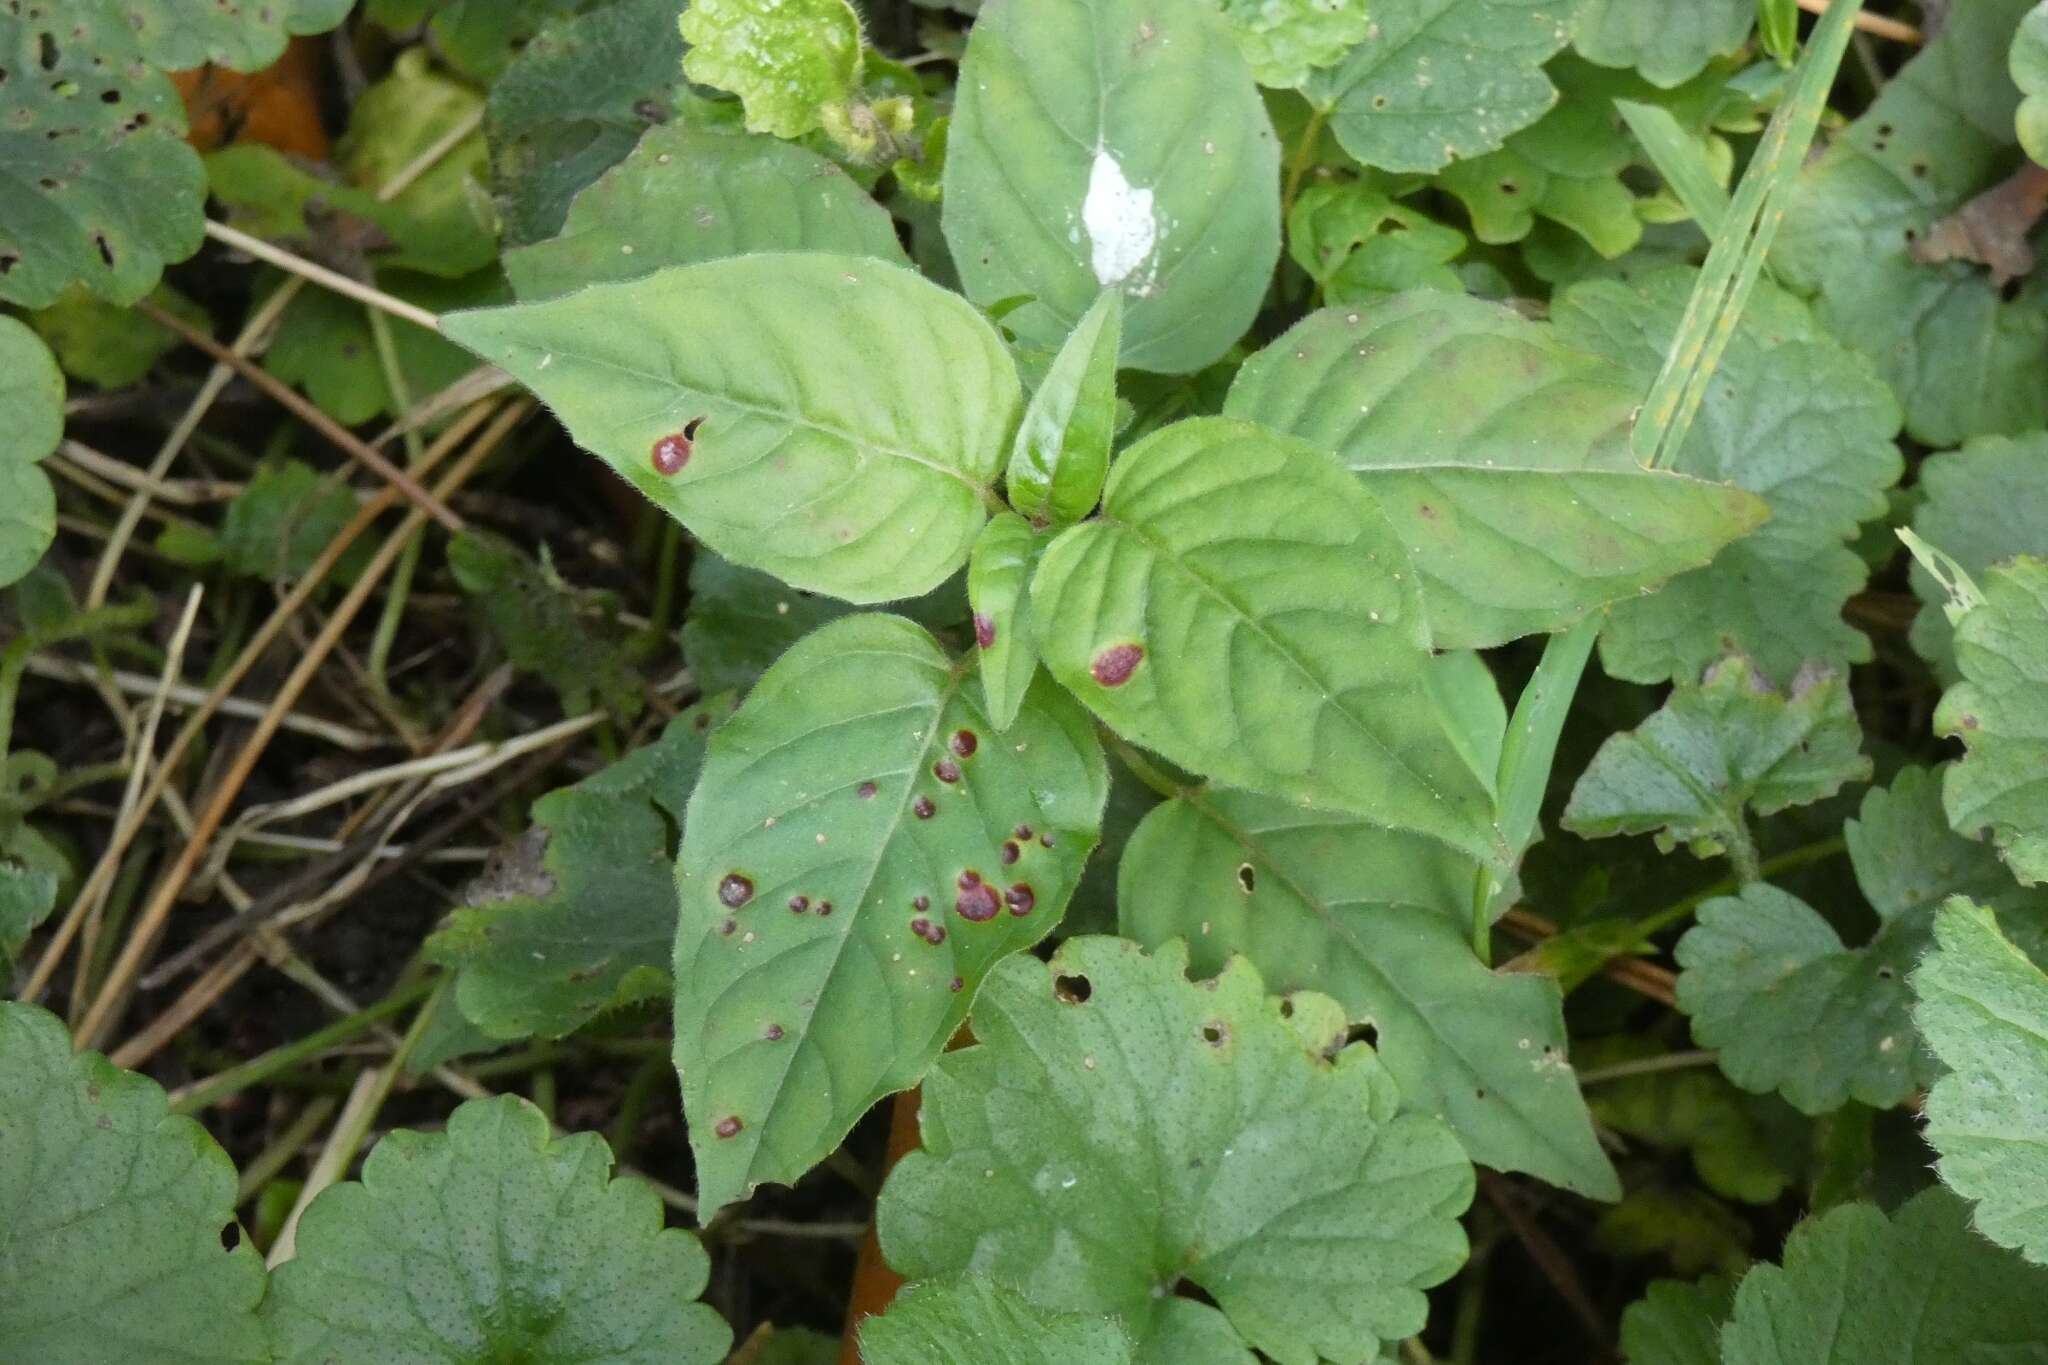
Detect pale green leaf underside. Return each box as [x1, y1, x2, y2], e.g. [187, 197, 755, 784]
[1937, 558, 2048, 885]
[265, 1095, 731, 1364]
[966, 514, 1047, 733]
[0, 1003, 267, 1365]
[862, 1280, 1135, 1365]
[442, 254, 1019, 604]
[1907, 434, 2048, 684]
[504, 124, 908, 300]
[1570, 0, 1750, 88]
[944, 0, 1281, 373]
[1117, 785, 1621, 1199]
[1029, 416, 1504, 865]
[674, 615, 1107, 1216]
[1915, 897, 2048, 1265]
[878, 938, 1473, 1365]
[1225, 293, 1768, 649]
[0, 319, 64, 587]
[678, 0, 864, 139]
[2019, 2, 2048, 162]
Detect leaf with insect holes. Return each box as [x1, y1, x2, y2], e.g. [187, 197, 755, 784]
[1914, 897, 2048, 1265]
[673, 614, 1106, 1216]
[1907, 434, 2048, 684]
[967, 515, 1048, 733]
[1116, 782, 1622, 1200]
[1716, 1189, 2048, 1365]
[877, 937, 1474, 1365]
[1553, 268, 1903, 684]
[1570, 0, 1750, 88]
[1219, 0, 1372, 88]
[1029, 416, 1503, 865]
[1006, 290, 1119, 528]
[861, 1280, 1136, 1365]
[1937, 558, 2048, 885]
[2020, 3, 2048, 162]
[263, 1095, 731, 1364]
[1225, 292, 1768, 650]
[1303, 0, 1573, 174]
[0, 319, 63, 588]
[944, 0, 1280, 374]
[504, 124, 908, 299]
[1676, 767, 2048, 1114]
[443, 254, 1019, 605]
[427, 698, 732, 1042]
[1620, 1276, 1735, 1365]
[680, 0, 864, 139]
[0, 1002, 267, 1364]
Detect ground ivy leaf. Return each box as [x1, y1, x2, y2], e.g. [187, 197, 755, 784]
[877, 937, 1474, 1364]
[1117, 784, 1622, 1199]
[262, 271, 490, 426]
[1914, 897, 2048, 1265]
[1030, 415, 1503, 864]
[1717, 1189, 2048, 1364]
[680, 0, 864, 139]
[0, 319, 63, 588]
[944, 0, 1281, 373]
[1225, 292, 1767, 649]
[1907, 434, 2048, 684]
[967, 514, 1047, 732]
[1938, 558, 2048, 884]
[862, 1280, 1136, 1365]
[1620, 1275, 1735, 1365]
[674, 614, 1107, 1216]
[26, 282, 205, 390]
[505, 124, 908, 300]
[1287, 182, 1469, 301]
[443, 254, 1018, 604]
[1553, 268, 1903, 683]
[1562, 655, 1868, 864]
[1570, 0, 1749, 88]
[264, 1095, 732, 1364]
[448, 531, 641, 719]
[0, 1002, 267, 1364]
[1221, 0, 1372, 89]
[212, 458, 369, 584]
[2019, 3, 2048, 162]
[1304, 0, 1572, 174]
[1676, 766, 2048, 1114]
[1774, 0, 2048, 446]
[1006, 290, 1120, 528]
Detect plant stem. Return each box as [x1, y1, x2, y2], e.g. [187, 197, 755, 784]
[1575, 1048, 1718, 1086]
[1282, 107, 1330, 218]
[170, 974, 437, 1114]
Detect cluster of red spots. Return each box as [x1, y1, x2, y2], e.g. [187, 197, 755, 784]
[857, 780, 878, 799]
[933, 758, 962, 784]
[912, 795, 937, 819]
[974, 613, 997, 648]
[910, 917, 946, 946]
[955, 870, 1001, 922]
[717, 874, 754, 908]
[1091, 643, 1144, 686]
[714, 1115, 743, 1139]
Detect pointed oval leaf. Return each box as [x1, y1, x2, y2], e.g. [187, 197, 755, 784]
[0, 319, 63, 587]
[673, 614, 1108, 1215]
[1937, 558, 2048, 885]
[966, 513, 1047, 732]
[1006, 290, 1121, 527]
[862, 1280, 1136, 1365]
[943, 0, 1281, 373]
[1029, 415, 1503, 864]
[442, 255, 1019, 604]
[1225, 294, 1769, 649]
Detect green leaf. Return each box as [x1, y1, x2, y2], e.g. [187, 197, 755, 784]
[878, 937, 1473, 1364]
[2019, 2, 2048, 162]
[0, 862, 57, 981]
[335, 48, 499, 278]
[447, 531, 641, 719]
[428, 699, 730, 1040]
[1117, 783, 1622, 1199]
[1005, 290, 1120, 528]
[1225, 292, 1768, 649]
[966, 514, 1046, 732]
[1571, 0, 1750, 88]
[1579, 1036, 1792, 1203]
[1908, 434, 2048, 684]
[443, 254, 1018, 604]
[1717, 1189, 2048, 1365]
[1562, 655, 1868, 865]
[673, 614, 1107, 1215]
[505, 124, 908, 300]
[0, 1002, 267, 1364]
[1616, 98, 1731, 237]
[1775, 0, 2048, 446]
[26, 282, 206, 390]
[1676, 765, 2048, 1113]
[943, 0, 1281, 373]
[1554, 268, 1903, 683]
[1287, 182, 1468, 301]
[215, 459, 367, 584]
[264, 1095, 732, 1364]
[1220, 0, 1371, 88]
[1029, 416, 1503, 863]
[679, 0, 865, 139]
[366, 0, 583, 82]
[1620, 1275, 1735, 1365]
[0, 319, 63, 588]
[1305, 0, 1573, 174]
[262, 271, 493, 426]
[1914, 897, 2048, 1265]
[862, 1280, 1136, 1365]
[1937, 557, 2048, 885]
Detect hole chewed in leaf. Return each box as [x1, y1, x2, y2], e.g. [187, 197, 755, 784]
[1054, 972, 1092, 1003]
[1235, 863, 1256, 893]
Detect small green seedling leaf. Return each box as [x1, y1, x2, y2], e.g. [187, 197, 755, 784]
[264, 1094, 731, 1364]
[879, 937, 1473, 1362]
[0, 320, 64, 588]
[0, 863, 57, 980]
[966, 514, 1046, 732]
[862, 1280, 1136, 1365]
[443, 254, 1019, 604]
[215, 460, 367, 584]
[1905, 435, 2048, 683]
[674, 614, 1107, 1216]
[447, 531, 641, 719]
[1220, 0, 1371, 88]
[0, 1002, 267, 1364]
[1006, 290, 1120, 527]
[1570, 0, 1751, 88]
[1030, 416, 1504, 864]
[2019, 2, 2048, 162]
[1619, 1275, 1735, 1365]
[680, 0, 865, 139]
[27, 283, 207, 390]
[260, 272, 486, 426]
[1936, 557, 2048, 885]
[1287, 183, 1469, 301]
[1226, 292, 1768, 649]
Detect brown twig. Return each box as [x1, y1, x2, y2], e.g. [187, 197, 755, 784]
[1795, 0, 1921, 43]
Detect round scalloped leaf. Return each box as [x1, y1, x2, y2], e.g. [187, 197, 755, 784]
[126, 0, 353, 71]
[679, 0, 864, 139]
[1225, 293, 1767, 649]
[264, 1095, 731, 1364]
[1570, 0, 1750, 88]
[0, 318, 64, 587]
[0, 1002, 267, 1364]
[441, 255, 1019, 605]
[943, 0, 1281, 373]
[1937, 557, 2048, 885]
[877, 936, 1474, 1364]
[2019, 3, 2048, 162]
[1029, 416, 1504, 865]
[1907, 434, 2048, 684]
[862, 1280, 1136, 1365]
[1220, 0, 1371, 88]
[673, 614, 1107, 1216]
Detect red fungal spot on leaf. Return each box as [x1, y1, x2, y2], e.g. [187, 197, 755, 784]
[817, 900, 834, 916]
[913, 894, 930, 911]
[910, 916, 946, 945]
[1039, 832, 1056, 848]
[913, 795, 936, 819]
[787, 895, 809, 914]
[1001, 841, 1020, 865]
[950, 975, 965, 991]
[950, 729, 978, 757]
[857, 780, 878, 799]
[974, 613, 997, 648]
[958, 869, 982, 887]
[1005, 883, 1036, 915]
[718, 874, 754, 908]
[715, 1115, 743, 1138]
[652, 432, 692, 475]
[1091, 643, 1144, 686]
[764, 1024, 784, 1041]
[720, 917, 737, 936]
[956, 880, 1001, 922]
[933, 759, 962, 784]
[1014, 824, 1033, 840]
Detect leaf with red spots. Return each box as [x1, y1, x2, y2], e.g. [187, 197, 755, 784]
[967, 513, 1050, 732]
[673, 614, 1108, 1216]
[1005, 289, 1120, 528]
